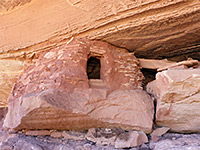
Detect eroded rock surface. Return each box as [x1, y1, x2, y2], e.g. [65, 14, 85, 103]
[4, 38, 154, 133]
[0, 60, 25, 107]
[147, 67, 200, 133]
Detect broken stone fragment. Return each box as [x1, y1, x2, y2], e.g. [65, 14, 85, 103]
[151, 127, 170, 137]
[114, 130, 148, 148]
[147, 67, 200, 133]
[151, 127, 170, 142]
[85, 128, 123, 146]
[3, 38, 154, 133]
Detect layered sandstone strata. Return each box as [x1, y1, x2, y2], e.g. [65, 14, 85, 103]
[0, 0, 200, 60]
[4, 38, 154, 133]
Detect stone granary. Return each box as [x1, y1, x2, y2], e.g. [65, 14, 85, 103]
[4, 38, 154, 133]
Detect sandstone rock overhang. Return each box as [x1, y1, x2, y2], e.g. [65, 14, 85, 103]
[0, 0, 200, 60]
[3, 38, 154, 133]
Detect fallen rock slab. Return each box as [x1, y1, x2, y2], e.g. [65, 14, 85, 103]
[147, 67, 200, 133]
[4, 89, 153, 133]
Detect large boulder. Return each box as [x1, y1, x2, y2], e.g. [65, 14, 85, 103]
[147, 67, 200, 132]
[4, 38, 154, 133]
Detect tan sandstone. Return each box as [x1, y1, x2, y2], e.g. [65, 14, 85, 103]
[4, 38, 154, 133]
[147, 67, 200, 133]
[0, 60, 25, 107]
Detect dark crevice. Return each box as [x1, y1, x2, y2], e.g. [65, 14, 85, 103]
[141, 68, 157, 90]
[141, 68, 158, 128]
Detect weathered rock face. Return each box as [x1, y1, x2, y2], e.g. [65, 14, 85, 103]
[0, 60, 25, 107]
[147, 67, 200, 133]
[0, 0, 200, 60]
[4, 38, 154, 133]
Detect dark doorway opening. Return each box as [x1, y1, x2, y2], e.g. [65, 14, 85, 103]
[87, 57, 101, 79]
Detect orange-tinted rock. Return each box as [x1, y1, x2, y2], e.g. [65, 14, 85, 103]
[0, 0, 200, 60]
[147, 67, 200, 133]
[4, 38, 154, 133]
[0, 0, 31, 12]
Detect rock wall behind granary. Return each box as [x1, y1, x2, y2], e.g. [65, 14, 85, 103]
[3, 38, 154, 133]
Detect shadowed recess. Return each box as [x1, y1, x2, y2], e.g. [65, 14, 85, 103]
[87, 57, 101, 79]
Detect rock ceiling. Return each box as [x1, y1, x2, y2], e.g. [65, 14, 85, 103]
[0, 0, 200, 61]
